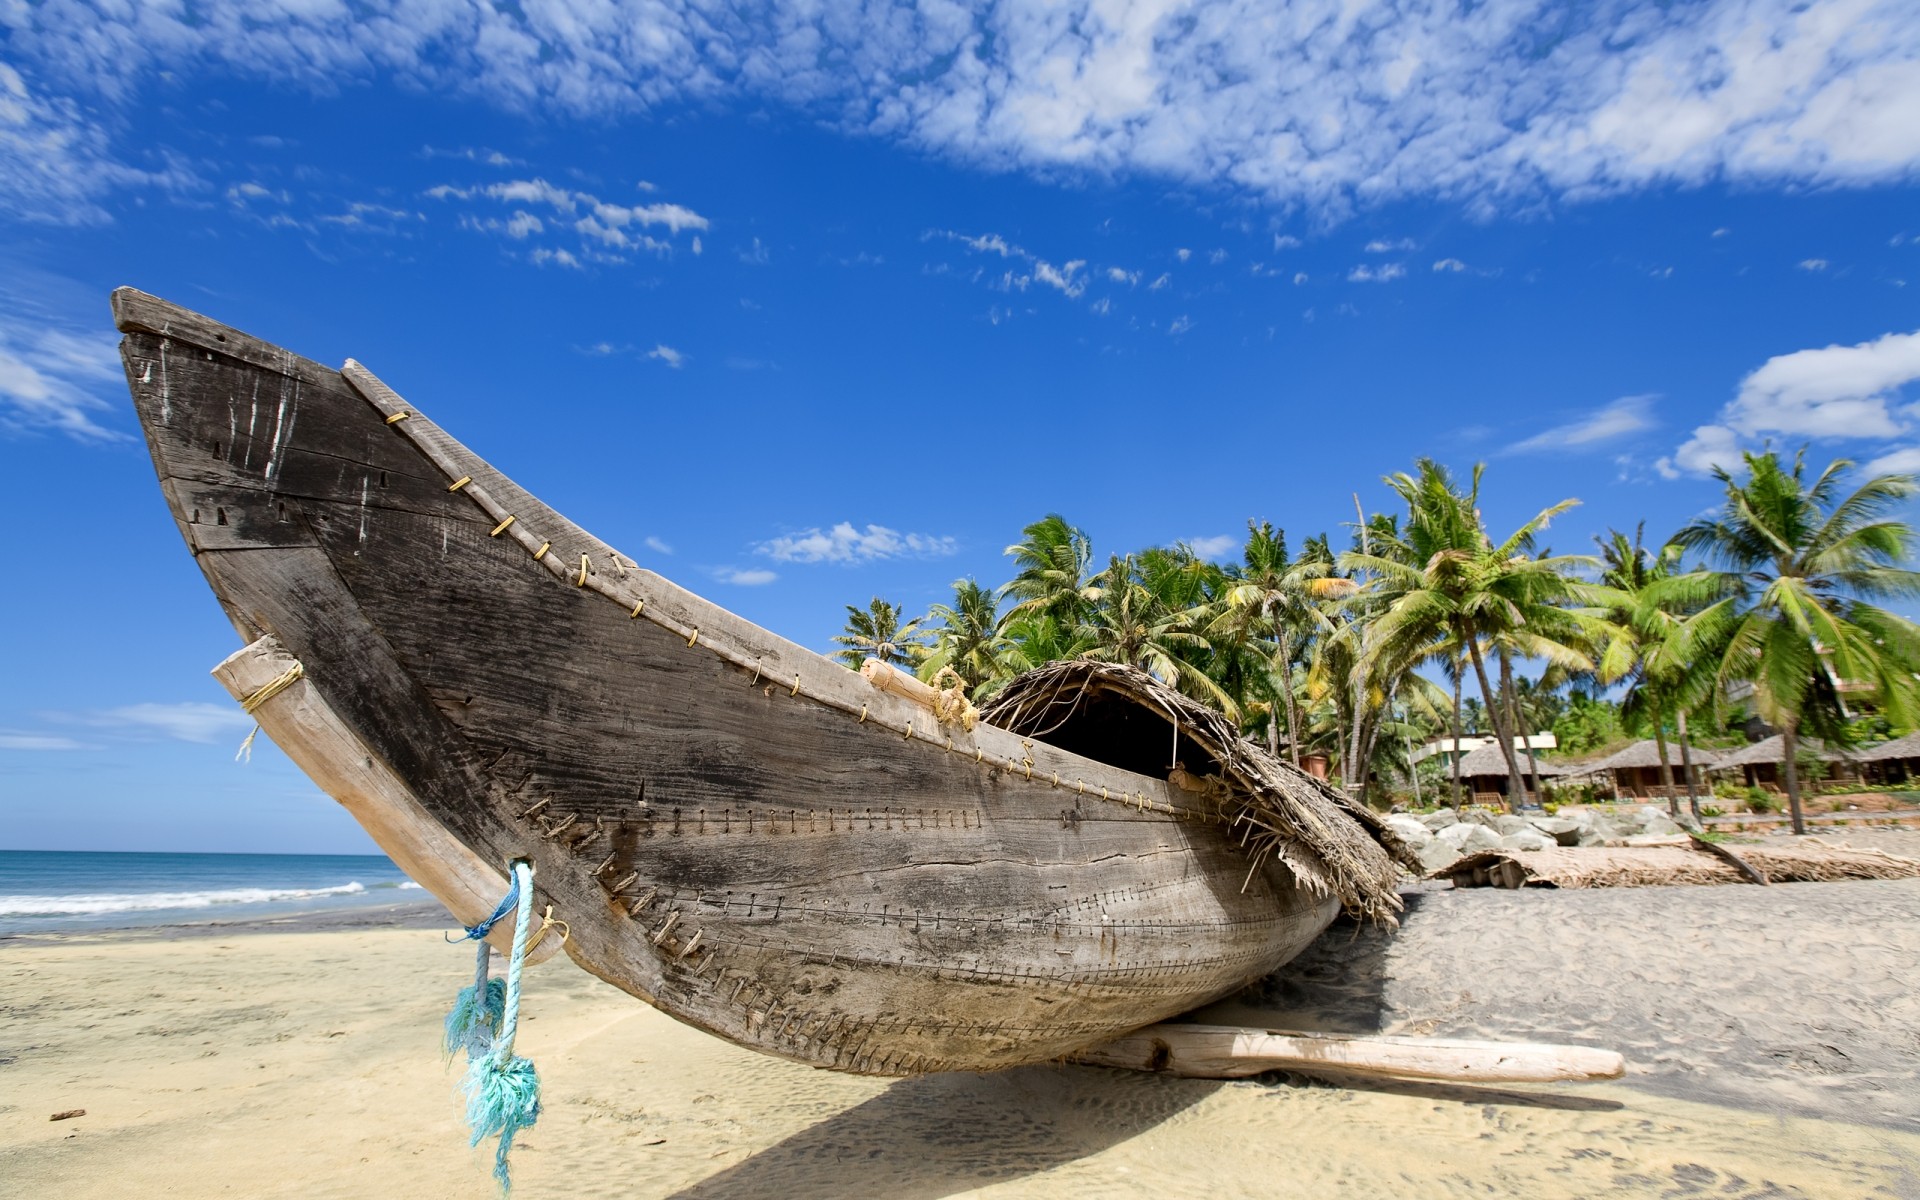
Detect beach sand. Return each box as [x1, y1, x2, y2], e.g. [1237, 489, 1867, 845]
[7, 841, 1920, 1198]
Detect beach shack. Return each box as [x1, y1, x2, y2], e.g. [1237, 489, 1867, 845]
[1587, 739, 1720, 800]
[1454, 740, 1570, 806]
[1710, 734, 1858, 792]
[1852, 732, 1920, 785]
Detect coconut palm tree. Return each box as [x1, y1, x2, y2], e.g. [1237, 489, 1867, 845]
[832, 597, 925, 670]
[1348, 459, 1596, 809]
[1077, 554, 1238, 716]
[1002, 514, 1097, 625]
[1217, 520, 1349, 765]
[1588, 526, 1731, 822]
[917, 579, 1008, 696]
[1672, 449, 1920, 834]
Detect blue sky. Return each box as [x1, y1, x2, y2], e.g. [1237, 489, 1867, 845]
[3, 0, 1919, 853]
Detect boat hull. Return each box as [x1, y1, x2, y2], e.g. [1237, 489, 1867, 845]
[115, 289, 1339, 1074]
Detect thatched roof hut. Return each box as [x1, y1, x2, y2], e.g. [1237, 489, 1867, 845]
[1590, 739, 1722, 771]
[1573, 739, 1719, 800]
[1711, 734, 1854, 768]
[979, 660, 1418, 925]
[1453, 741, 1574, 781]
[1849, 731, 1920, 763]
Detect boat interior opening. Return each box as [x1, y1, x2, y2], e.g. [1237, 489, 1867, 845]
[1010, 688, 1225, 783]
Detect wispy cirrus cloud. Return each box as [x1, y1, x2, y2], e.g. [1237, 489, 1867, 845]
[759, 521, 958, 564]
[7, 1, 1920, 225]
[88, 703, 256, 744]
[1512, 395, 1658, 453]
[0, 311, 126, 442]
[428, 177, 706, 265]
[1659, 327, 1920, 477]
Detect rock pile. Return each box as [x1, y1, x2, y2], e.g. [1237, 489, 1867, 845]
[1386, 805, 1689, 875]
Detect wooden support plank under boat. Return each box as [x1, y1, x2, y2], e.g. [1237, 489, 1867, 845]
[1076, 1024, 1626, 1083]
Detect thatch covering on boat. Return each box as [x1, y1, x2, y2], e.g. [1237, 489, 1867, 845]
[1852, 731, 1920, 762]
[1441, 844, 1920, 889]
[1586, 739, 1722, 772]
[979, 660, 1419, 925]
[1453, 741, 1575, 778]
[1711, 734, 1856, 768]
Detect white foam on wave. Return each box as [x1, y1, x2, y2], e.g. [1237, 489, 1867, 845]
[0, 881, 368, 917]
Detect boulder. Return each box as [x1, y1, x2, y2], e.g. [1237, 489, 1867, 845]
[1635, 807, 1685, 837]
[1384, 815, 1433, 848]
[1525, 816, 1583, 846]
[1460, 809, 1501, 829]
[1435, 822, 1502, 853]
[1492, 814, 1535, 836]
[1419, 810, 1459, 831]
[1416, 840, 1465, 875]
[1499, 829, 1555, 852]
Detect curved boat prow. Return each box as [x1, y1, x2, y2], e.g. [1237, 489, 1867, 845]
[115, 286, 1369, 1075]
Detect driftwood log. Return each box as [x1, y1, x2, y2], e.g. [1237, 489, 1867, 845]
[1076, 1024, 1626, 1083]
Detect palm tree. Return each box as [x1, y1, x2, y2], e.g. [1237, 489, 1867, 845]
[832, 597, 924, 670]
[1673, 450, 1920, 834]
[1077, 554, 1238, 716]
[1589, 526, 1729, 821]
[1349, 459, 1596, 809]
[918, 579, 1008, 696]
[1218, 520, 1348, 765]
[1002, 514, 1097, 625]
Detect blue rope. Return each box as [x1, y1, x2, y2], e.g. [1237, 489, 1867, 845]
[460, 860, 541, 1191]
[447, 875, 521, 943]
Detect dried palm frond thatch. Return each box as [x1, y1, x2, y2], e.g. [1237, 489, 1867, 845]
[1443, 843, 1920, 889]
[979, 660, 1419, 925]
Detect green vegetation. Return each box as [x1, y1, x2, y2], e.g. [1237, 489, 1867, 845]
[834, 450, 1920, 825]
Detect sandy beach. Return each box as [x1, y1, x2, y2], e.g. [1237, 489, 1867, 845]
[7, 835, 1920, 1199]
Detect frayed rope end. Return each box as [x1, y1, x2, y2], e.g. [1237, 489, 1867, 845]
[463, 1051, 541, 1191]
[443, 976, 506, 1062]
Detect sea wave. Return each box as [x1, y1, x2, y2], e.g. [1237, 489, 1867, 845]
[0, 881, 369, 917]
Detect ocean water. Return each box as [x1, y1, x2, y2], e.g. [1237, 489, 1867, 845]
[0, 850, 430, 935]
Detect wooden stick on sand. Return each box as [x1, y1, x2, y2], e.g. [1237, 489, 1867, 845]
[1075, 1024, 1626, 1083]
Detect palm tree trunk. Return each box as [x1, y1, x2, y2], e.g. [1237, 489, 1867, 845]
[1652, 713, 1678, 818]
[1676, 709, 1702, 825]
[1466, 635, 1527, 811]
[1449, 660, 1464, 810]
[1782, 723, 1807, 835]
[1277, 629, 1301, 768]
[1497, 648, 1543, 804]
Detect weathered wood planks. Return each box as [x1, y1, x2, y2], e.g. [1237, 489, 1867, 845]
[115, 287, 1342, 1074]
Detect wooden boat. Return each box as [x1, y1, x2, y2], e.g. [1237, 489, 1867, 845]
[114, 288, 1407, 1076]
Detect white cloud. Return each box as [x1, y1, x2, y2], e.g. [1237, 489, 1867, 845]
[431, 176, 702, 263]
[93, 702, 255, 744]
[1147, 273, 1170, 290]
[644, 535, 674, 555]
[1186, 534, 1237, 559]
[1513, 395, 1658, 453]
[529, 247, 581, 269]
[1207, 249, 1227, 264]
[0, 730, 87, 751]
[718, 568, 777, 586]
[647, 344, 687, 368]
[1365, 238, 1416, 252]
[1347, 263, 1406, 283]
[739, 236, 769, 264]
[1864, 445, 1920, 475]
[1660, 327, 1920, 475]
[1272, 235, 1301, 250]
[9, 1, 1920, 223]
[1176, 249, 1192, 262]
[1168, 315, 1193, 335]
[1712, 227, 1732, 238]
[759, 522, 958, 564]
[1799, 258, 1830, 271]
[0, 314, 126, 441]
[1106, 266, 1137, 284]
[1292, 272, 1309, 285]
[1432, 257, 1468, 272]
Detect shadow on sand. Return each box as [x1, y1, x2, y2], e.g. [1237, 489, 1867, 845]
[668, 1065, 1222, 1200]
